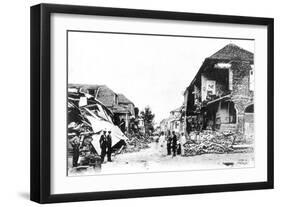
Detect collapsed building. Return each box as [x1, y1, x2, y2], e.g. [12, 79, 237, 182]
[69, 84, 136, 133]
[184, 44, 254, 140]
[67, 84, 149, 159]
[67, 87, 128, 155]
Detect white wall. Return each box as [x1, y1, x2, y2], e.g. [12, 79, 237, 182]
[0, 0, 280, 206]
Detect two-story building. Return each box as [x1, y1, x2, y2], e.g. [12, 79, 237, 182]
[115, 93, 135, 132]
[184, 44, 254, 139]
[68, 84, 136, 133]
[159, 105, 185, 135]
[169, 106, 185, 134]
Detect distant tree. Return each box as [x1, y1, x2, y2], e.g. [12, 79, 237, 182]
[140, 106, 155, 136]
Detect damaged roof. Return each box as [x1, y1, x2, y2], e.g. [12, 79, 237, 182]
[118, 93, 133, 104]
[111, 105, 131, 114]
[68, 84, 135, 114]
[184, 44, 254, 93]
[95, 86, 117, 107]
[208, 43, 254, 62]
[68, 84, 116, 107]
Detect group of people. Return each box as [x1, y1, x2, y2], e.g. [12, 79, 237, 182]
[99, 130, 112, 163]
[158, 131, 186, 156]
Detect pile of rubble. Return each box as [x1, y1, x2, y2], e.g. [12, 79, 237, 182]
[67, 91, 128, 156]
[123, 134, 152, 153]
[183, 130, 236, 156]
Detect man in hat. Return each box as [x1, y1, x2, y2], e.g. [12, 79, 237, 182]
[166, 130, 172, 155]
[106, 131, 112, 162]
[172, 131, 178, 157]
[69, 134, 80, 167]
[99, 131, 107, 163]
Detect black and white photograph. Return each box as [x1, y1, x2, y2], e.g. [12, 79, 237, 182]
[0, 0, 278, 205]
[28, 3, 273, 204]
[67, 31, 255, 176]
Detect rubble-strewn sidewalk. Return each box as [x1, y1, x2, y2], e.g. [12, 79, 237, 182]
[183, 130, 254, 156]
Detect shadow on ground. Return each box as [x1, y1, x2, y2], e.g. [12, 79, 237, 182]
[18, 192, 29, 200]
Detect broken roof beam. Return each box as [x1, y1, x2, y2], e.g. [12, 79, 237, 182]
[206, 94, 231, 105]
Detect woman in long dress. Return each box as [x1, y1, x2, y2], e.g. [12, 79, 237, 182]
[179, 132, 186, 156]
[158, 131, 166, 155]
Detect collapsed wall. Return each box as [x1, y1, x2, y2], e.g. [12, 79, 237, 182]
[183, 130, 253, 157]
[68, 91, 128, 155]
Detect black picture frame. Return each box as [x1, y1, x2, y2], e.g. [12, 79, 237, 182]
[30, 3, 274, 204]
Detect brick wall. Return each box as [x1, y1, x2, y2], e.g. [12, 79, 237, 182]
[230, 61, 254, 134]
[231, 61, 254, 106]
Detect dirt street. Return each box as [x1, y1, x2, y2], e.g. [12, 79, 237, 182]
[68, 142, 254, 176]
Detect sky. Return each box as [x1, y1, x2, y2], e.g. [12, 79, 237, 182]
[68, 31, 254, 123]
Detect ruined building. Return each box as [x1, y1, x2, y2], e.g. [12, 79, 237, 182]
[68, 84, 136, 133]
[184, 43, 254, 139]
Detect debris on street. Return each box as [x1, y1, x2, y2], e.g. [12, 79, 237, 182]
[67, 89, 128, 171]
[183, 130, 253, 156]
[122, 134, 153, 153]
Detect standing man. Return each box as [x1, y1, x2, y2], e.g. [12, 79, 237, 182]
[166, 130, 172, 155]
[172, 131, 178, 157]
[99, 131, 107, 163]
[106, 131, 112, 162]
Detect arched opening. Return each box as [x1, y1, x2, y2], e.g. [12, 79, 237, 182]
[245, 104, 254, 113]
